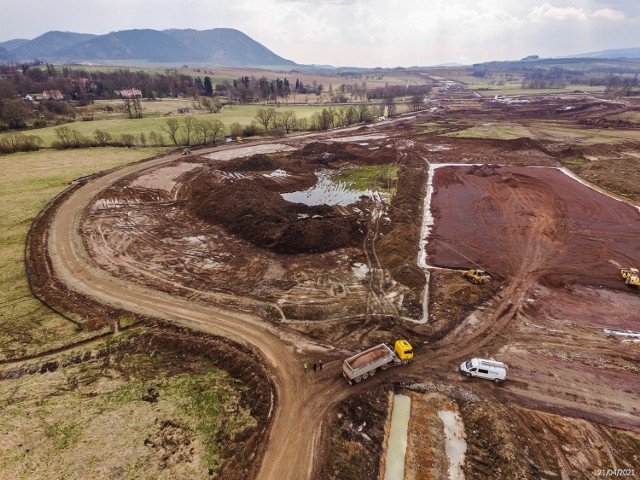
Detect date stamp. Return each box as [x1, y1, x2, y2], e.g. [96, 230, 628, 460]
[595, 469, 635, 478]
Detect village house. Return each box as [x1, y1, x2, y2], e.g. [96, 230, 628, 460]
[115, 88, 143, 98]
[42, 89, 64, 100]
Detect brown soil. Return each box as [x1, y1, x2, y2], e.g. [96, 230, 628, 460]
[26, 90, 640, 479]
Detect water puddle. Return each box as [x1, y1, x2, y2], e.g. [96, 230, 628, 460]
[438, 410, 467, 480]
[281, 170, 373, 206]
[384, 394, 411, 480]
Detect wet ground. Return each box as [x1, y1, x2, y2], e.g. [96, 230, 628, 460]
[30, 90, 640, 478]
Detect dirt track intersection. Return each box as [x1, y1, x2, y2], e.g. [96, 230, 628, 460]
[20, 92, 640, 478]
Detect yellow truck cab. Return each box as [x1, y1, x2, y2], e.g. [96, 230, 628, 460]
[394, 340, 413, 362]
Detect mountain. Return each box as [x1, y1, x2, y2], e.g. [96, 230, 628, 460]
[10, 31, 97, 61]
[58, 29, 193, 63]
[0, 38, 29, 51]
[0, 46, 13, 62]
[164, 28, 294, 66]
[3, 28, 295, 67]
[567, 47, 640, 59]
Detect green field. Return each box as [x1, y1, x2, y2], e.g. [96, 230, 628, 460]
[0, 147, 167, 359]
[1, 103, 351, 148]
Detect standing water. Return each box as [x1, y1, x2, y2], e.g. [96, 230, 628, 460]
[384, 394, 412, 480]
[438, 410, 467, 480]
[281, 170, 374, 206]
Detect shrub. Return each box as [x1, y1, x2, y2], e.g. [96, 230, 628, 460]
[0, 133, 42, 154]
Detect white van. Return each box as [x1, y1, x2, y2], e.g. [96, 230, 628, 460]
[460, 358, 507, 383]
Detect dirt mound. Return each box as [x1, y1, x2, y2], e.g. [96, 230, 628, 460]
[191, 179, 365, 254]
[502, 137, 546, 152]
[301, 142, 357, 165]
[219, 154, 279, 172]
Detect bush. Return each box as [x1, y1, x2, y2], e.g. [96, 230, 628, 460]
[0, 133, 42, 154]
[242, 122, 261, 137]
[229, 122, 243, 137]
[149, 131, 165, 147]
[51, 126, 89, 149]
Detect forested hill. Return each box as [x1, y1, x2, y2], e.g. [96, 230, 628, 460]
[0, 28, 295, 67]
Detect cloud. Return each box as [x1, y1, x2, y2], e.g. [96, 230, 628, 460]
[593, 8, 626, 21]
[529, 3, 588, 22]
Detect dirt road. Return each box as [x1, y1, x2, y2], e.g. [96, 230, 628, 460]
[46, 147, 350, 479]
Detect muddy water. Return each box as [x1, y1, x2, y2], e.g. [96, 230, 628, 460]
[281, 170, 373, 206]
[438, 410, 467, 480]
[384, 394, 411, 480]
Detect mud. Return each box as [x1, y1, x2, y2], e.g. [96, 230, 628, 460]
[27, 90, 640, 479]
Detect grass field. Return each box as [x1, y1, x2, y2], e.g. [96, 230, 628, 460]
[2, 103, 356, 147]
[0, 147, 167, 360]
[0, 329, 256, 479]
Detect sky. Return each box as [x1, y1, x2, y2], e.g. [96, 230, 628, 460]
[2, 0, 640, 67]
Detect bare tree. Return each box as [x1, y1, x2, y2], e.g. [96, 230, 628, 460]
[181, 116, 196, 146]
[275, 110, 297, 133]
[94, 129, 112, 146]
[162, 118, 180, 146]
[255, 107, 276, 131]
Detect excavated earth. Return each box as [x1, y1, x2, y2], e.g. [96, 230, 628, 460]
[27, 92, 640, 479]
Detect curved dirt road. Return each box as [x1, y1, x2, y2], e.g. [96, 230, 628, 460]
[47, 150, 344, 480]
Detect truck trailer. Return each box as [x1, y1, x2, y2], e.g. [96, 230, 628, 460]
[342, 340, 413, 384]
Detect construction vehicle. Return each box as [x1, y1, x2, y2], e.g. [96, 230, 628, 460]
[621, 268, 640, 286]
[342, 340, 413, 385]
[464, 269, 489, 285]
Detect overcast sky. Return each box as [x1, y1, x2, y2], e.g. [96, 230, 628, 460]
[2, 0, 640, 67]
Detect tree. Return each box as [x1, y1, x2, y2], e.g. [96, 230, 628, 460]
[357, 104, 374, 123]
[181, 116, 196, 146]
[201, 96, 222, 113]
[0, 99, 31, 129]
[204, 76, 213, 96]
[194, 118, 226, 144]
[229, 122, 243, 137]
[52, 126, 85, 149]
[94, 129, 112, 146]
[409, 94, 424, 111]
[255, 107, 276, 131]
[275, 110, 297, 133]
[162, 118, 180, 146]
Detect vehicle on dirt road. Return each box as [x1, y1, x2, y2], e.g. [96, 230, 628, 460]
[620, 267, 640, 286]
[460, 358, 507, 383]
[464, 269, 489, 284]
[342, 340, 413, 385]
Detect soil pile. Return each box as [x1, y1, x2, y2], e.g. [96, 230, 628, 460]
[191, 178, 365, 254]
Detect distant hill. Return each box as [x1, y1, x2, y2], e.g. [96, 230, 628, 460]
[567, 47, 640, 59]
[1, 28, 295, 67]
[9, 31, 97, 61]
[0, 38, 29, 51]
[164, 29, 294, 66]
[0, 46, 13, 62]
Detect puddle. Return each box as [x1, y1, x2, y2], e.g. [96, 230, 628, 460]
[603, 328, 640, 338]
[384, 394, 411, 480]
[438, 410, 467, 480]
[281, 170, 373, 206]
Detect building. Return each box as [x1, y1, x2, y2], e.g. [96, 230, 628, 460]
[116, 89, 143, 98]
[42, 90, 64, 100]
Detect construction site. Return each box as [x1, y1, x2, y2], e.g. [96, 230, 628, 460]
[8, 87, 640, 479]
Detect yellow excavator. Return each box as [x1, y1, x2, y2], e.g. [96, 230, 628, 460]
[464, 269, 490, 285]
[621, 268, 640, 287]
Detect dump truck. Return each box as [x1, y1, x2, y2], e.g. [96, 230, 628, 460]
[621, 267, 640, 286]
[464, 269, 489, 285]
[342, 340, 413, 384]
